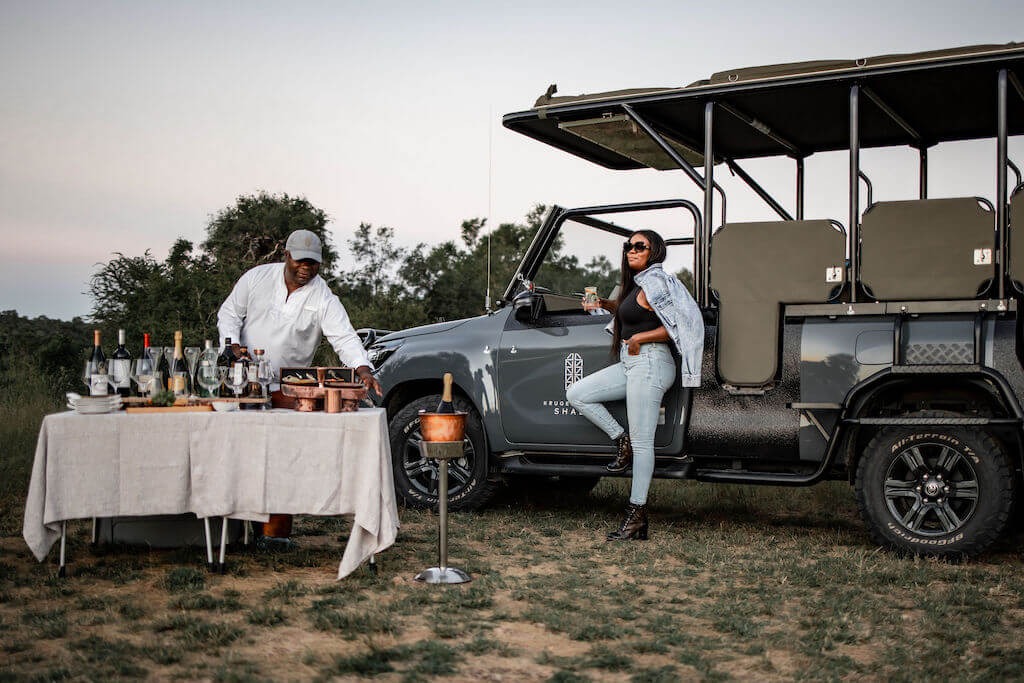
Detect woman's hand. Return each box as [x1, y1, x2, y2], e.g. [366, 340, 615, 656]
[581, 296, 603, 312]
[626, 336, 642, 355]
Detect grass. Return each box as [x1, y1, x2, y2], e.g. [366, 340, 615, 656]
[5, 372, 1024, 680]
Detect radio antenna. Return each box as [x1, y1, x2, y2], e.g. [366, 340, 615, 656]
[485, 106, 493, 313]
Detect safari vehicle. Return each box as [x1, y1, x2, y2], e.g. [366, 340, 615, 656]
[368, 43, 1024, 557]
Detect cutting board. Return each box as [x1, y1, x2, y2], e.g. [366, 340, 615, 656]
[125, 405, 214, 413]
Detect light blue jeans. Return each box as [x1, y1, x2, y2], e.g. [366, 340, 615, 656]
[566, 342, 677, 505]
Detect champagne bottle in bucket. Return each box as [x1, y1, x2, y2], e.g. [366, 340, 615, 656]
[435, 373, 455, 414]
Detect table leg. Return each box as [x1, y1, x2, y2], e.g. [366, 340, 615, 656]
[368, 554, 377, 575]
[243, 520, 250, 546]
[203, 518, 214, 573]
[218, 517, 228, 574]
[58, 521, 67, 578]
[90, 517, 97, 545]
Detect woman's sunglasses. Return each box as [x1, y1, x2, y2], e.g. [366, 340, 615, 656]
[623, 241, 651, 253]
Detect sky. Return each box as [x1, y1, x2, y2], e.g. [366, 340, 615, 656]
[1, 0, 1022, 320]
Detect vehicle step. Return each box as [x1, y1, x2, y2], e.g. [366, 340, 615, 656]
[845, 417, 1020, 426]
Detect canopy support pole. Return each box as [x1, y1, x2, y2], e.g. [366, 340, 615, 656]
[849, 84, 860, 304]
[717, 102, 802, 156]
[725, 158, 794, 221]
[796, 157, 805, 220]
[919, 148, 928, 199]
[997, 69, 1008, 301]
[702, 101, 715, 309]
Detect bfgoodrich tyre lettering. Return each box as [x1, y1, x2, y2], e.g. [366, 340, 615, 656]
[855, 411, 1014, 558]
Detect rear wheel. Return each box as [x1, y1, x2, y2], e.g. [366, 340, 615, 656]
[389, 395, 497, 511]
[854, 413, 1014, 557]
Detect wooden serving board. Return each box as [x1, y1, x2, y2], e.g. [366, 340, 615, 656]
[125, 405, 214, 413]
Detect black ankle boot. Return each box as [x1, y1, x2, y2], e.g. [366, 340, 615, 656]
[605, 433, 632, 473]
[606, 503, 648, 541]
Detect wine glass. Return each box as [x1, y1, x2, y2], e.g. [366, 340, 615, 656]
[131, 358, 155, 397]
[184, 346, 201, 397]
[83, 359, 110, 396]
[145, 347, 164, 390]
[256, 358, 275, 410]
[225, 362, 247, 399]
[197, 363, 222, 398]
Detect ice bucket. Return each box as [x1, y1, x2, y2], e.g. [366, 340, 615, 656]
[419, 411, 467, 442]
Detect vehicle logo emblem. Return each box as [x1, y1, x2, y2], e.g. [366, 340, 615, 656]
[564, 353, 583, 388]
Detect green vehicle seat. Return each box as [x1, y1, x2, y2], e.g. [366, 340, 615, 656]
[711, 219, 846, 389]
[860, 198, 995, 301]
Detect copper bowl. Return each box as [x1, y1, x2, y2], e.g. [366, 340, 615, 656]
[419, 411, 468, 442]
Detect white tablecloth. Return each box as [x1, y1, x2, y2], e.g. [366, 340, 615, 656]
[23, 408, 399, 579]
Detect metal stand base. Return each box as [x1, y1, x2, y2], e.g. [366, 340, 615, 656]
[414, 440, 471, 584]
[415, 566, 471, 584]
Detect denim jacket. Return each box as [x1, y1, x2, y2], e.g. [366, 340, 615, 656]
[633, 264, 704, 387]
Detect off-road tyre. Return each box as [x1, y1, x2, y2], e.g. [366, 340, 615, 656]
[389, 394, 497, 511]
[854, 411, 1014, 558]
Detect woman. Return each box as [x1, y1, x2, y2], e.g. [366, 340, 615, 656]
[566, 230, 703, 540]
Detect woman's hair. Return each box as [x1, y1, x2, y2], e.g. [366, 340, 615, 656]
[611, 230, 668, 353]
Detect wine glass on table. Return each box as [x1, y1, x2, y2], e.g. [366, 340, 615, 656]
[83, 359, 110, 396]
[145, 346, 164, 391]
[184, 346, 201, 397]
[196, 362, 222, 399]
[131, 358, 155, 397]
[225, 362, 247, 400]
[256, 357, 275, 410]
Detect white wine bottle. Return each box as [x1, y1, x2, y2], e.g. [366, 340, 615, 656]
[435, 373, 455, 413]
[169, 331, 188, 396]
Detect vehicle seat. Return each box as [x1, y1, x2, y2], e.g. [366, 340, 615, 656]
[710, 220, 845, 388]
[860, 198, 995, 301]
[1009, 189, 1024, 293]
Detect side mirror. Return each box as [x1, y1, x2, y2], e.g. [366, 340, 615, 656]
[513, 290, 544, 323]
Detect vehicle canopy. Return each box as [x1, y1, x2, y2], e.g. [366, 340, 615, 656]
[504, 42, 1024, 167]
[503, 42, 1024, 313]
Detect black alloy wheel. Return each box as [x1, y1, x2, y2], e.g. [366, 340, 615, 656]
[855, 412, 1014, 558]
[388, 394, 497, 511]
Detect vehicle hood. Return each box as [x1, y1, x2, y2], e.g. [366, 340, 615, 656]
[377, 318, 475, 342]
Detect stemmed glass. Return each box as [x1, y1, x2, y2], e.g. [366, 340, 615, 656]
[196, 363, 222, 399]
[145, 347, 164, 391]
[184, 346, 201, 397]
[225, 363, 247, 399]
[83, 359, 110, 396]
[256, 357, 275, 410]
[131, 358, 156, 397]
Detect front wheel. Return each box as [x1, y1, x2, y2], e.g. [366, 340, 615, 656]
[854, 415, 1014, 557]
[388, 395, 497, 511]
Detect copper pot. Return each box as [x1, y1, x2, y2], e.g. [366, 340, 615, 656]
[419, 411, 467, 442]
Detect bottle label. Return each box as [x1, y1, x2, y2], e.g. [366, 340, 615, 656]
[90, 374, 110, 396]
[110, 359, 131, 388]
[232, 364, 245, 386]
[246, 365, 258, 382]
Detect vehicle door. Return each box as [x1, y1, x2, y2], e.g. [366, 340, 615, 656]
[495, 207, 692, 448]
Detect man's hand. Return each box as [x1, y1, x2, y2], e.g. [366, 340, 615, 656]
[355, 365, 382, 397]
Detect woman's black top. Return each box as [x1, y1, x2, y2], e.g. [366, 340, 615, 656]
[617, 287, 661, 340]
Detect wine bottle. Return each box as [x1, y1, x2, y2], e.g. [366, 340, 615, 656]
[435, 373, 455, 413]
[217, 337, 236, 397]
[87, 329, 109, 396]
[110, 328, 132, 397]
[247, 348, 264, 403]
[169, 331, 188, 396]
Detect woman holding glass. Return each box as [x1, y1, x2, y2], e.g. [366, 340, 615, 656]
[566, 230, 703, 540]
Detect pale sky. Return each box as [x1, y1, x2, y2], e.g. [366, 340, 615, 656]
[1, 1, 1021, 319]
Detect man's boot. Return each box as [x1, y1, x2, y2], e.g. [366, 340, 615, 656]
[605, 433, 632, 473]
[606, 503, 649, 541]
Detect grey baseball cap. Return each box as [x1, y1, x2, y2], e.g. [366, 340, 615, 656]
[285, 229, 323, 263]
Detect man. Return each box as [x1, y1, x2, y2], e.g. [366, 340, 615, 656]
[217, 228, 383, 547]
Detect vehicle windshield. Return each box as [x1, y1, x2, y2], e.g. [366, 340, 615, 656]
[533, 207, 695, 300]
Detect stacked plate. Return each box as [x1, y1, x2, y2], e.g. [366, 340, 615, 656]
[66, 393, 122, 414]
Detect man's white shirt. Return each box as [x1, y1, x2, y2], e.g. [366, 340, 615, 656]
[217, 262, 371, 377]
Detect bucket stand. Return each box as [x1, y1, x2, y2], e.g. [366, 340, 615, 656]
[414, 440, 471, 584]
